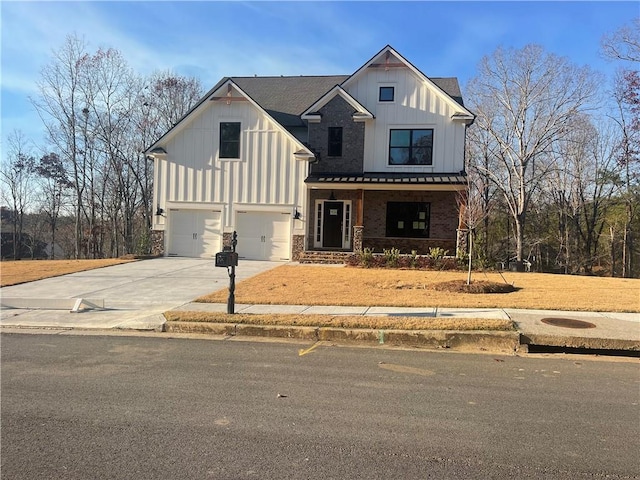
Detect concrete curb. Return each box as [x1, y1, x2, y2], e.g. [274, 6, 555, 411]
[163, 321, 522, 354]
[521, 333, 640, 352]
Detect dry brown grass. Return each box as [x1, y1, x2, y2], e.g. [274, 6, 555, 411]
[0, 259, 134, 287]
[198, 265, 640, 312]
[163, 311, 514, 331]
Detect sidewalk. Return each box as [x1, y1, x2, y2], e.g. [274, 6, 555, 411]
[2, 301, 638, 354]
[165, 302, 639, 354]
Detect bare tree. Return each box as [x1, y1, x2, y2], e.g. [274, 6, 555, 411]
[35, 152, 73, 259]
[143, 71, 203, 132]
[602, 20, 640, 277]
[566, 116, 622, 273]
[133, 71, 204, 242]
[31, 34, 91, 258]
[0, 130, 36, 258]
[466, 44, 600, 266]
[601, 18, 640, 63]
[81, 47, 142, 255]
[465, 120, 501, 263]
[30, 35, 205, 259]
[457, 172, 491, 284]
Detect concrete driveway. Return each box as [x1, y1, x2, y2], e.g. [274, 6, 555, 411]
[0, 257, 281, 330]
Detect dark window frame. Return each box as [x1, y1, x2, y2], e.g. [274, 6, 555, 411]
[327, 127, 343, 157]
[388, 128, 433, 165]
[219, 122, 241, 159]
[379, 86, 395, 102]
[385, 202, 431, 238]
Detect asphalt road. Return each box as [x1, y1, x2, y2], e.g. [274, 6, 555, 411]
[2, 333, 639, 479]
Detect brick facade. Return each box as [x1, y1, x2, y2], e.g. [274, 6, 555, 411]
[291, 234, 305, 260]
[308, 96, 365, 174]
[222, 232, 233, 249]
[304, 189, 460, 255]
[363, 190, 459, 239]
[353, 225, 364, 252]
[151, 230, 165, 256]
[302, 87, 463, 259]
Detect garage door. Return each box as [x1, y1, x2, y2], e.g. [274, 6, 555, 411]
[168, 209, 221, 258]
[236, 211, 291, 261]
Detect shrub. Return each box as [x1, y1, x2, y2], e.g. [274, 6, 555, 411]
[409, 249, 419, 268]
[382, 247, 401, 268]
[359, 247, 375, 268]
[428, 246, 449, 259]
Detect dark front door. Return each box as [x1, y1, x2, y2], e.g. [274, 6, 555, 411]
[322, 201, 343, 248]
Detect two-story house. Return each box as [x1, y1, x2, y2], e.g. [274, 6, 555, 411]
[145, 46, 475, 261]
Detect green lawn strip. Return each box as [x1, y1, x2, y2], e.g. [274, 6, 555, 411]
[163, 311, 515, 332]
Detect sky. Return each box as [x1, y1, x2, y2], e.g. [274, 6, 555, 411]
[1, 1, 637, 162]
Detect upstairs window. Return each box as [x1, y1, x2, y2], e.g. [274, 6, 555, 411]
[386, 202, 430, 238]
[389, 129, 433, 165]
[220, 122, 241, 159]
[379, 86, 395, 102]
[327, 127, 343, 157]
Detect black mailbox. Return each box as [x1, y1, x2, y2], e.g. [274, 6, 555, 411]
[215, 251, 238, 267]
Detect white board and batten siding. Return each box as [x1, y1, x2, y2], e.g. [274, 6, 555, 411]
[344, 59, 466, 174]
[153, 88, 306, 260]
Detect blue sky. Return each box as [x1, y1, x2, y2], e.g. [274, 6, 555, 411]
[1, 1, 637, 161]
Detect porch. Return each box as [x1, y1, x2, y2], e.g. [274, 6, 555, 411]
[301, 178, 465, 260]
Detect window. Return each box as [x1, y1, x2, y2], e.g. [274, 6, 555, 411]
[220, 122, 241, 159]
[379, 86, 395, 102]
[386, 202, 430, 238]
[327, 127, 343, 157]
[389, 129, 433, 165]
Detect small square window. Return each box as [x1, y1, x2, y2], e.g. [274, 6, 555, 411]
[379, 86, 395, 102]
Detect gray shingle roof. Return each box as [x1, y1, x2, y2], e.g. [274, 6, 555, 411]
[231, 76, 349, 127]
[146, 62, 465, 152]
[230, 75, 464, 127]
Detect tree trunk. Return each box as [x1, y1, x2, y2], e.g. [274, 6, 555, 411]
[610, 226, 616, 277]
[467, 230, 473, 285]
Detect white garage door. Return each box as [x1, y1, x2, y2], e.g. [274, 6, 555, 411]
[168, 209, 221, 258]
[236, 211, 291, 261]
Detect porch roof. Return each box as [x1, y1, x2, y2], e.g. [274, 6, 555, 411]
[305, 172, 467, 188]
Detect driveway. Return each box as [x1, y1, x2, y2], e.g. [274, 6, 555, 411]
[0, 257, 281, 330]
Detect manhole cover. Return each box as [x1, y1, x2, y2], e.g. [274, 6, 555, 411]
[540, 317, 597, 329]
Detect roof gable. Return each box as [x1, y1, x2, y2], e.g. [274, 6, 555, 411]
[145, 46, 473, 153]
[145, 79, 315, 158]
[301, 85, 374, 121]
[341, 45, 474, 120]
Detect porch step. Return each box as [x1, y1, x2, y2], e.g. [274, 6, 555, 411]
[297, 251, 352, 265]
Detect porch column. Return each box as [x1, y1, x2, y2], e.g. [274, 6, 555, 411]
[355, 189, 364, 226]
[354, 189, 364, 252]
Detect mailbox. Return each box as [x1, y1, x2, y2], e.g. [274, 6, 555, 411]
[215, 251, 238, 267]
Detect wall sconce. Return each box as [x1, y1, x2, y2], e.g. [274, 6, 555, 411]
[294, 208, 301, 220]
[155, 205, 165, 217]
[329, 191, 336, 201]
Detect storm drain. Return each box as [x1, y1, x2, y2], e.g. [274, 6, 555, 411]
[540, 317, 597, 329]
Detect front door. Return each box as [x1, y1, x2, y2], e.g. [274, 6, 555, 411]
[322, 201, 344, 248]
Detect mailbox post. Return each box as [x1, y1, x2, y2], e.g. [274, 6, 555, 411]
[215, 231, 238, 314]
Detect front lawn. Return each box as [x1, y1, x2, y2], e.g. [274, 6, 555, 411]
[197, 265, 639, 313]
[0, 259, 135, 287]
